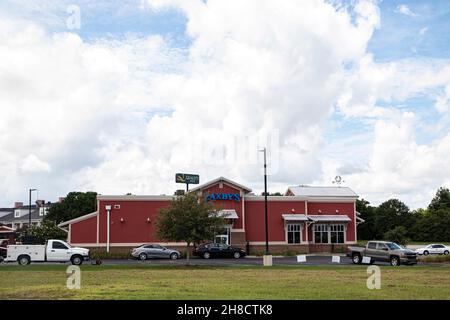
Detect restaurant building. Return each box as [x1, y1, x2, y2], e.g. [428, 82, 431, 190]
[59, 177, 363, 254]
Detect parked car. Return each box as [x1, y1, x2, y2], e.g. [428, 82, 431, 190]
[193, 243, 246, 259]
[347, 241, 417, 266]
[131, 244, 180, 260]
[4, 239, 89, 265]
[415, 244, 450, 255]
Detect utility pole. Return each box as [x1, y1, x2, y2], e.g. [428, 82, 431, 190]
[259, 148, 272, 266]
[29, 188, 37, 228]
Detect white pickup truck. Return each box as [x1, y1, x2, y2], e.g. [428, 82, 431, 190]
[4, 239, 90, 265]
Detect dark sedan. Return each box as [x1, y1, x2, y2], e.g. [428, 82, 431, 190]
[193, 243, 246, 259]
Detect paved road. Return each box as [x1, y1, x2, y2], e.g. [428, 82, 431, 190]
[1, 255, 445, 267]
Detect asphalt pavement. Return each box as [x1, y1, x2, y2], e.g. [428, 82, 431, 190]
[1, 255, 445, 267]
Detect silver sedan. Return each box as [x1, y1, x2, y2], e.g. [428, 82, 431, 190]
[131, 244, 180, 260]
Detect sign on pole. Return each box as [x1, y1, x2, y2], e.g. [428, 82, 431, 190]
[175, 173, 199, 191]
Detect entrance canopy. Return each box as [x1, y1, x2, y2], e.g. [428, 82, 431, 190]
[282, 214, 309, 221]
[307, 215, 351, 222]
[216, 209, 239, 219]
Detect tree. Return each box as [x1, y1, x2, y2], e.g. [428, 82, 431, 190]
[45, 192, 97, 224]
[383, 226, 409, 246]
[19, 220, 67, 245]
[156, 193, 227, 264]
[356, 199, 376, 240]
[374, 199, 414, 239]
[261, 192, 283, 196]
[428, 187, 450, 211]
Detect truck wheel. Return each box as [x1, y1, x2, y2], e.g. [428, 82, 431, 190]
[390, 256, 400, 266]
[71, 255, 83, 266]
[18, 255, 31, 266]
[352, 253, 362, 264]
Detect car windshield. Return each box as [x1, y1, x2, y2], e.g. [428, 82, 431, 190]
[386, 242, 401, 250]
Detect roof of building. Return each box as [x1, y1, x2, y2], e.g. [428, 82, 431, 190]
[189, 177, 252, 193]
[0, 209, 43, 223]
[286, 186, 358, 198]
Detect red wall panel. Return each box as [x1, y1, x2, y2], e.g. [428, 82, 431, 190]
[244, 200, 306, 242]
[70, 215, 97, 244]
[202, 184, 244, 229]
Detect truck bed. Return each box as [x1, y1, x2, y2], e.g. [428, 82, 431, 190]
[5, 244, 46, 262]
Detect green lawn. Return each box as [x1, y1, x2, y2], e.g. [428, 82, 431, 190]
[0, 265, 449, 300]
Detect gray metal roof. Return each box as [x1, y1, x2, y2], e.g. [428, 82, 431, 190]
[287, 186, 358, 198]
[0, 209, 43, 223]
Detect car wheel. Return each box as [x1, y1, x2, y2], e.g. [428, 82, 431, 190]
[139, 253, 147, 261]
[18, 255, 30, 266]
[233, 252, 241, 259]
[390, 256, 400, 266]
[170, 253, 179, 260]
[71, 255, 83, 266]
[352, 253, 362, 264]
[203, 252, 211, 259]
[444, 250, 449, 255]
[423, 250, 429, 255]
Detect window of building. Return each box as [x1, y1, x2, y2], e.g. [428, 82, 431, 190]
[330, 225, 345, 244]
[14, 210, 20, 218]
[314, 224, 345, 244]
[287, 224, 301, 244]
[314, 224, 329, 244]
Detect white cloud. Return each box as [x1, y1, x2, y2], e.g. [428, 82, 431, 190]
[21, 154, 51, 173]
[396, 4, 416, 17]
[1, 0, 450, 210]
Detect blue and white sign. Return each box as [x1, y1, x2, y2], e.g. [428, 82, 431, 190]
[204, 193, 241, 202]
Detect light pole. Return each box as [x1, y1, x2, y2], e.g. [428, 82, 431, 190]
[259, 148, 271, 264]
[29, 189, 37, 228]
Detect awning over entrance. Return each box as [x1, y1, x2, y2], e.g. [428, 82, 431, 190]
[217, 209, 239, 219]
[282, 214, 309, 221]
[307, 215, 351, 222]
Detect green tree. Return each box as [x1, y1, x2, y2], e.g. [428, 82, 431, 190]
[45, 192, 97, 224]
[20, 220, 67, 244]
[356, 199, 376, 240]
[428, 187, 450, 211]
[383, 226, 409, 246]
[156, 193, 227, 264]
[411, 208, 450, 242]
[374, 199, 414, 239]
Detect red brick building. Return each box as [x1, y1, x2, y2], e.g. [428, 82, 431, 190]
[59, 177, 363, 254]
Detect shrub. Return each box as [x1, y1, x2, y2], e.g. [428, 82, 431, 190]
[383, 226, 409, 246]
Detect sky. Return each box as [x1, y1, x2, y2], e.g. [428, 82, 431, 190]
[0, 0, 450, 209]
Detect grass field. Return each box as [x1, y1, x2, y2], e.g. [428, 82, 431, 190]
[0, 265, 449, 300]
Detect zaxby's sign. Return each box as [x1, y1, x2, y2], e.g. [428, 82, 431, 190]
[204, 193, 241, 202]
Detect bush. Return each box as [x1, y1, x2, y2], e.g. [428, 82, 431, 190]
[383, 226, 409, 246]
[18, 221, 67, 244]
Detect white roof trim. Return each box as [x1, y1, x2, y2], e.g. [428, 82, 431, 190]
[58, 211, 98, 227]
[189, 176, 252, 193]
[97, 195, 174, 201]
[308, 215, 351, 222]
[282, 214, 309, 221]
[217, 209, 239, 219]
[356, 216, 365, 223]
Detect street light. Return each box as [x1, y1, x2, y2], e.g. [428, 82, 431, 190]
[29, 189, 37, 228]
[259, 148, 270, 260]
